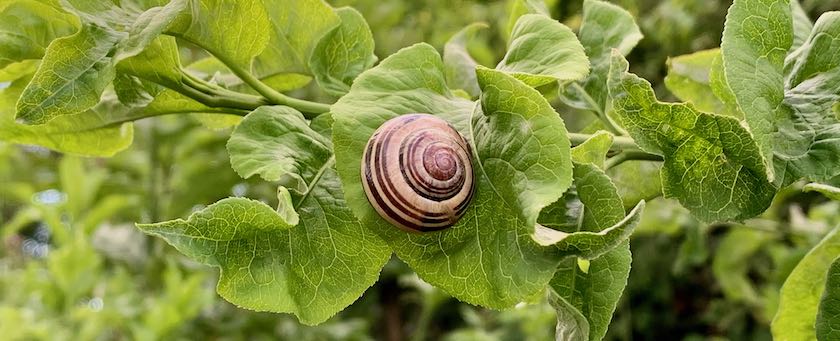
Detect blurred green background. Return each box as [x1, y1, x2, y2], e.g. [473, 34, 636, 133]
[2, 0, 840, 340]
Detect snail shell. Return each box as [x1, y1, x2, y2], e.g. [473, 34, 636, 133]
[361, 114, 475, 232]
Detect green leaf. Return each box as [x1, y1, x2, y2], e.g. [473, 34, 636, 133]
[665, 49, 734, 117]
[443, 23, 488, 98]
[536, 198, 643, 259]
[309, 7, 376, 97]
[709, 53, 744, 119]
[607, 161, 662, 210]
[817, 257, 840, 341]
[773, 12, 840, 185]
[117, 36, 183, 87]
[0, 69, 133, 156]
[16, 0, 188, 124]
[720, 0, 790, 179]
[804, 183, 840, 201]
[496, 14, 589, 87]
[544, 138, 635, 341]
[570, 131, 612, 169]
[14, 25, 123, 124]
[608, 52, 776, 222]
[139, 195, 390, 325]
[0, 0, 78, 69]
[227, 106, 332, 193]
[773, 227, 840, 341]
[504, 0, 549, 41]
[561, 0, 642, 114]
[168, 0, 269, 70]
[251, 0, 340, 78]
[549, 294, 590, 341]
[332, 44, 572, 308]
[712, 227, 774, 304]
[790, 0, 813, 52]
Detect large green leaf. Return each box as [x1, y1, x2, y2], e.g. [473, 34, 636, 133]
[790, 0, 813, 52]
[14, 25, 123, 124]
[443, 23, 487, 98]
[561, 0, 642, 114]
[545, 134, 636, 341]
[15, 0, 188, 124]
[773, 227, 840, 341]
[720, 0, 840, 186]
[665, 49, 734, 117]
[168, 0, 269, 70]
[0, 72, 133, 156]
[309, 7, 376, 97]
[817, 257, 840, 341]
[773, 12, 840, 184]
[496, 14, 589, 87]
[0, 0, 78, 69]
[251, 0, 340, 78]
[227, 106, 332, 193]
[139, 192, 390, 326]
[332, 43, 574, 308]
[608, 52, 776, 222]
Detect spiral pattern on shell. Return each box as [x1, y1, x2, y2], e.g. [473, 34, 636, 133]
[362, 114, 475, 232]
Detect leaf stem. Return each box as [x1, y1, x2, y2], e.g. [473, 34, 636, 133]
[210, 54, 331, 118]
[605, 150, 663, 170]
[568, 133, 637, 150]
[570, 82, 623, 135]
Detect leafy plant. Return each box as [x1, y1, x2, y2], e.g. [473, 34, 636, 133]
[2, 0, 840, 339]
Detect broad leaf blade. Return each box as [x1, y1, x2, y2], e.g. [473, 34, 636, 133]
[720, 0, 792, 182]
[0, 0, 78, 69]
[139, 193, 390, 325]
[817, 257, 840, 341]
[332, 44, 572, 308]
[609, 52, 776, 222]
[496, 14, 589, 87]
[15, 25, 122, 124]
[773, 227, 840, 341]
[561, 0, 642, 113]
[227, 106, 333, 192]
[309, 7, 376, 97]
[251, 0, 340, 78]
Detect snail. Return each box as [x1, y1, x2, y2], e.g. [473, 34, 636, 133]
[361, 114, 475, 232]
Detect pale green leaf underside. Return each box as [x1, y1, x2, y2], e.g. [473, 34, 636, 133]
[550, 294, 590, 341]
[497, 14, 589, 87]
[139, 192, 390, 325]
[309, 7, 376, 97]
[772, 227, 840, 341]
[227, 106, 332, 193]
[817, 257, 840, 341]
[332, 43, 573, 309]
[609, 53, 775, 222]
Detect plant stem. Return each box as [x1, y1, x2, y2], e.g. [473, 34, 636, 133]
[605, 150, 664, 170]
[568, 133, 638, 150]
[210, 54, 331, 118]
[569, 83, 623, 135]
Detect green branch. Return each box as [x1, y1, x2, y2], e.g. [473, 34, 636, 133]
[569, 83, 623, 135]
[568, 133, 638, 150]
[605, 150, 663, 170]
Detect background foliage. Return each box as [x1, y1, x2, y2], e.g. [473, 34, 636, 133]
[2, 0, 840, 340]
